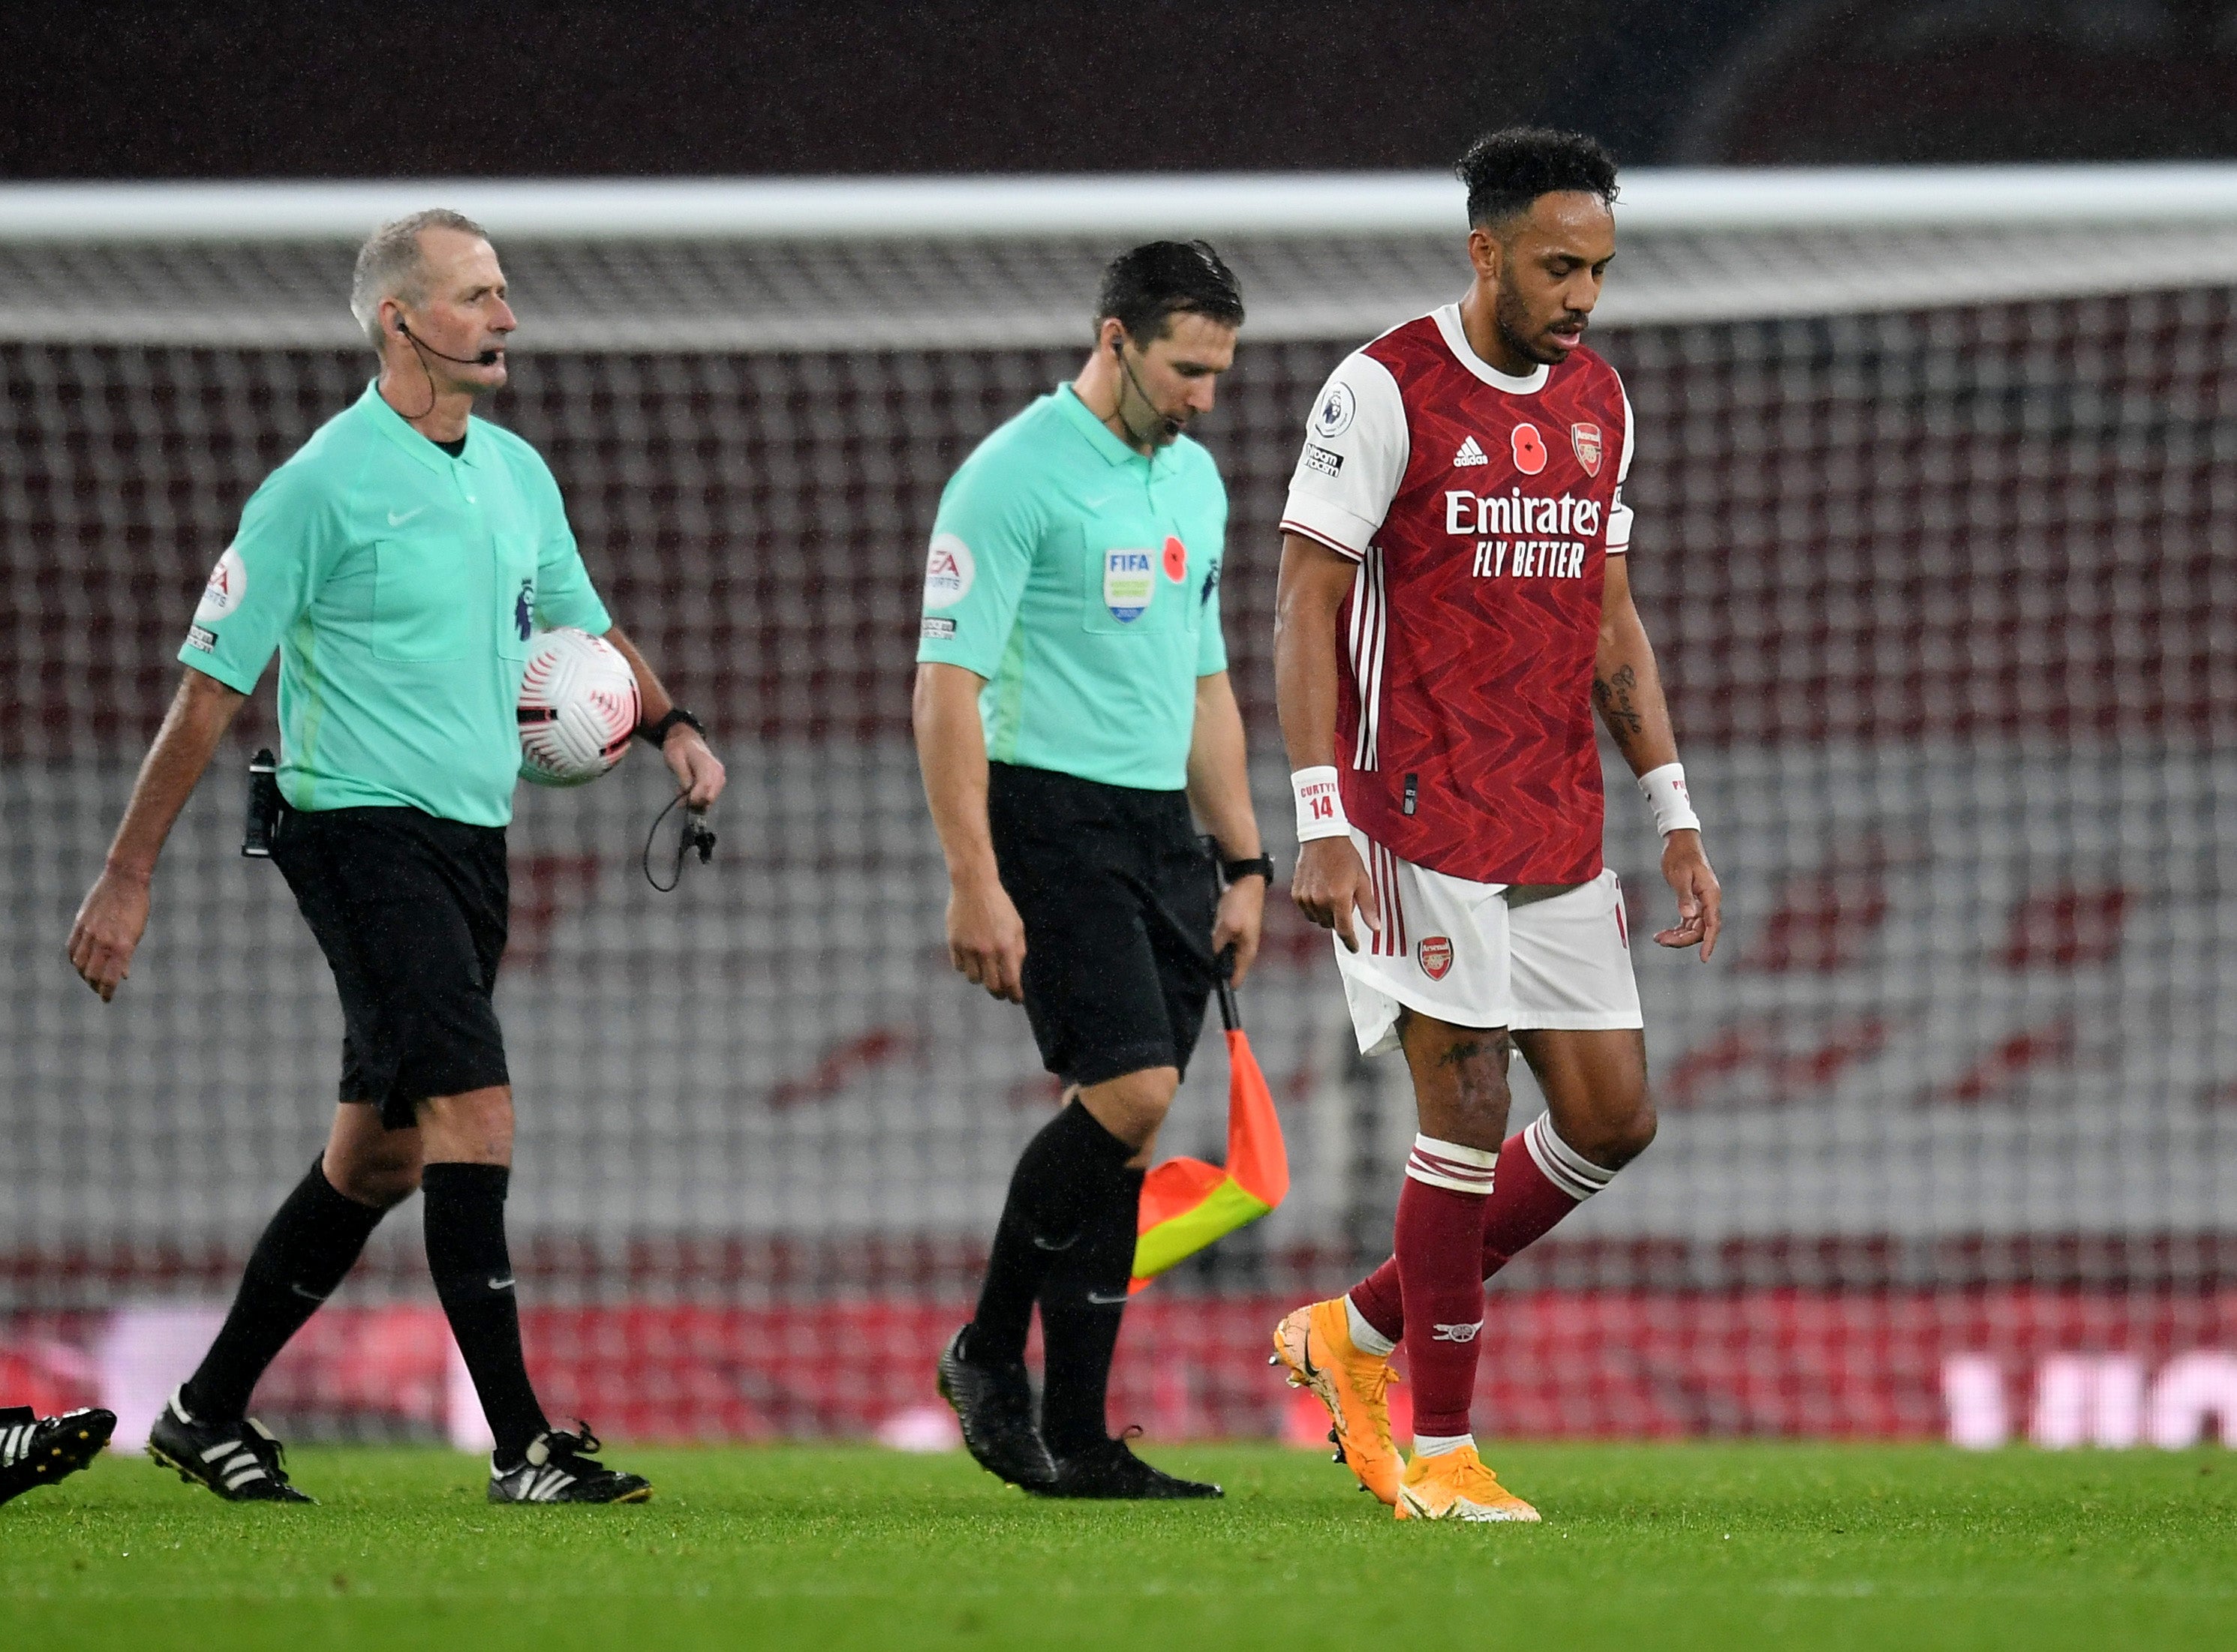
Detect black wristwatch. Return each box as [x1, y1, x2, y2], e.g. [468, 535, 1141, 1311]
[1222, 853, 1276, 886]
[639, 706, 705, 748]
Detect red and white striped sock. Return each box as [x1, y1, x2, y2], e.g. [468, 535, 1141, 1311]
[1392, 1134, 1495, 1440]
[1349, 1115, 1616, 1345]
[1484, 1113, 1613, 1273]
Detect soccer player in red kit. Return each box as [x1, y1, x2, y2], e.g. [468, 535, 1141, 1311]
[1267, 129, 1721, 1521]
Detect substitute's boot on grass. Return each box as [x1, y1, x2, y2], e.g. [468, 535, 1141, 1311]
[1270, 1298, 1403, 1505]
[937, 1325, 1056, 1491]
[0, 1405, 115, 1505]
[146, 1387, 314, 1503]
[1394, 1443, 1539, 1523]
[489, 1422, 651, 1504]
[1030, 1429, 1222, 1500]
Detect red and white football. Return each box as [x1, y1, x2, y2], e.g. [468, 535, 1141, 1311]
[516, 627, 639, 787]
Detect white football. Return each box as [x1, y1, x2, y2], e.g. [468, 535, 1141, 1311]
[517, 627, 639, 787]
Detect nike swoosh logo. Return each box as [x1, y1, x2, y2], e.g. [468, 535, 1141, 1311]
[487, 1275, 515, 1291]
[1084, 1290, 1132, 1305]
[387, 507, 428, 527]
[1031, 1234, 1078, 1252]
[288, 1283, 327, 1302]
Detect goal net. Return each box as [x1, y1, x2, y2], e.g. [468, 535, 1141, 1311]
[3, 170, 2233, 1450]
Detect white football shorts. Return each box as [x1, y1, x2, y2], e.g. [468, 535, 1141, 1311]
[1332, 828, 1643, 1056]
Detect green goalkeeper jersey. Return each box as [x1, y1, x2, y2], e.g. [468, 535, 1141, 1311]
[179, 381, 612, 827]
[913, 383, 1230, 792]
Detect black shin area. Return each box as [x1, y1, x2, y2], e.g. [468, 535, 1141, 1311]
[969, 1100, 1137, 1367]
[422, 1161, 547, 1463]
[182, 1156, 386, 1422]
[1036, 1144, 1144, 1459]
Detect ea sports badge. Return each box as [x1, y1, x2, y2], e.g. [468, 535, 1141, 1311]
[1103, 548, 1155, 623]
[922, 533, 975, 609]
[1571, 422, 1604, 476]
[1416, 935, 1454, 981]
[195, 545, 248, 624]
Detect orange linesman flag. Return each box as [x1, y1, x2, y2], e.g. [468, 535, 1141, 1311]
[1129, 918, 1289, 1293]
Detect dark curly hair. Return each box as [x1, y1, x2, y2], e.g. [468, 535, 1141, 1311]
[1094, 239, 1245, 343]
[1456, 128, 1619, 230]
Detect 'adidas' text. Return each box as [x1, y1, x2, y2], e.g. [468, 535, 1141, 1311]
[1452, 436, 1488, 468]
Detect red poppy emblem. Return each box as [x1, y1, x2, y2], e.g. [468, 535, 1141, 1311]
[1511, 422, 1547, 476]
[1571, 422, 1603, 476]
[1417, 936, 1454, 981]
[1162, 536, 1188, 581]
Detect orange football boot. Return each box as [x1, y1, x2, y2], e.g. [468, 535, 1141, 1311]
[1270, 1297, 1402, 1504]
[1394, 1443, 1540, 1523]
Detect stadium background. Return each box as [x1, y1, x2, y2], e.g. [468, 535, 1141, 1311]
[2, 2, 2233, 1457]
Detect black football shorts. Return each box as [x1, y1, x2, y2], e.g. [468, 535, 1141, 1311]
[271, 805, 512, 1128]
[986, 762, 1219, 1090]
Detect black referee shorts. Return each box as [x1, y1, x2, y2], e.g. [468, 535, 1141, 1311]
[987, 762, 1220, 1091]
[271, 806, 511, 1129]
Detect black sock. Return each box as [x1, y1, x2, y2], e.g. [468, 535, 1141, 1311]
[1037, 1152, 1145, 1459]
[422, 1162, 547, 1464]
[969, 1101, 1138, 1366]
[182, 1157, 386, 1422]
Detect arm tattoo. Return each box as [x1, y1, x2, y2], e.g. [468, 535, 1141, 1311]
[1593, 662, 1646, 744]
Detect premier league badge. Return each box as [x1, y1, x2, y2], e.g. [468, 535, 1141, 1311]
[1312, 380, 1357, 439]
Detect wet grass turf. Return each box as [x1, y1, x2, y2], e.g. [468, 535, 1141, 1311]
[4, 1442, 2232, 1650]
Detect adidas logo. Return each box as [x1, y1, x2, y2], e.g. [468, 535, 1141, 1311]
[1452, 436, 1488, 467]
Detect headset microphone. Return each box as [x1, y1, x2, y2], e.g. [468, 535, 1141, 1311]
[396, 317, 500, 367]
[1114, 336, 1182, 444]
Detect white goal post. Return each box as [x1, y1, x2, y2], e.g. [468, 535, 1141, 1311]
[0, 164, 2232, 350]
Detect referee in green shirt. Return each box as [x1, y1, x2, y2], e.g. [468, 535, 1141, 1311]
[919, 242, 1267, 1500]
[67, 210, 724, 1506]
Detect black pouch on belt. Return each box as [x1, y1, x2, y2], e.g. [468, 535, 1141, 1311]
[242, 747, 284, 858]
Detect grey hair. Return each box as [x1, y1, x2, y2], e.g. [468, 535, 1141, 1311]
[349, 209, 489, 353]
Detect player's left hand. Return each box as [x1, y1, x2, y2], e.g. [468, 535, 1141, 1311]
[1212, 874, 1267, 988]
[1655, 828, 1722, 959]
[664, 727, 726, 808]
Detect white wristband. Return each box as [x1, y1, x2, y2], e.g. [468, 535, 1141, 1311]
[1292, 765, 1350, 843]
[1637, 762, 1701, 837]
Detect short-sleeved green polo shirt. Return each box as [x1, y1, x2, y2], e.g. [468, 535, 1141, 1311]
[179, 381, 612, 827]
[914, 384, 1229, 792]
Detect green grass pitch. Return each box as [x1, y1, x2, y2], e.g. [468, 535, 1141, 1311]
[5, 1442, 2232, 1650]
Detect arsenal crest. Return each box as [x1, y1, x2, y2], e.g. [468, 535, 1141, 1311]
[1571, 422, 1603, 476]
[1416, 936, 1454, 981]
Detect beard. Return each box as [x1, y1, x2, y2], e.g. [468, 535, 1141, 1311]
[1493, 278, 1579, 367]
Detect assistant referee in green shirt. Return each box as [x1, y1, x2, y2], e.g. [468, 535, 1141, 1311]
[919, 242, 1267, 1500]
[67, 209, 723, 1506]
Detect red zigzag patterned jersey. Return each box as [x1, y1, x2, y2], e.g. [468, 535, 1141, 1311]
[1282, 305, 1635, 885]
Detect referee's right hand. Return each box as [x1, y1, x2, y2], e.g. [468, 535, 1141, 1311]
[946, 871, 1027, 1003]
[68, 867, 152, 1002]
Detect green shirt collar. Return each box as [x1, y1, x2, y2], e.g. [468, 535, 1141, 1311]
[1053, 382, 1162, 471]
[354, 379, 487, 472]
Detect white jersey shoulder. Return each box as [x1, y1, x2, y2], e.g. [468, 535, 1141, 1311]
[1607, 377, 1636, 554]
[1279, 346, 1410, 561]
